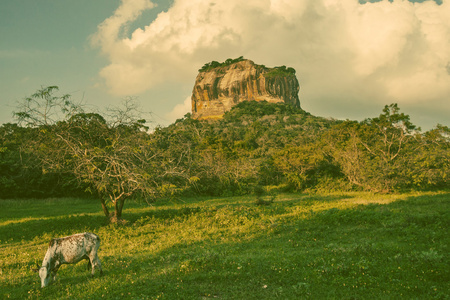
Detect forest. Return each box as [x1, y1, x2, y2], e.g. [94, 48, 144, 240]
[1, 86, 449, 221]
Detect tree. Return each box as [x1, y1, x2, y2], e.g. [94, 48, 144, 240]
[325, 104, 421, 192]
[359, 104, 417, 163]
[14, 86, 80, 127]
[0, 123, 33, 198]
[411, 124, 450, 189]
[324, 120, 370, 189]
[358, 104, 420, 191]
[273, 144, 325, 190]
[15, 87, 155, 222]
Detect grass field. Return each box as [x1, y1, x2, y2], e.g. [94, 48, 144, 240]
[1, 192, 449, 299]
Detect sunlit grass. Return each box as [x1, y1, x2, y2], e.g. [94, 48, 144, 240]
[1, 191, 448, 299]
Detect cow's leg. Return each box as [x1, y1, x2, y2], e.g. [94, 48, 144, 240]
[86, 258, 92, 272]
[51, 264, 60, 281]
[89, 254, 102, 276]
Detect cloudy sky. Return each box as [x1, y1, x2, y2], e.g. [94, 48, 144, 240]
[1, 0, 449, 130]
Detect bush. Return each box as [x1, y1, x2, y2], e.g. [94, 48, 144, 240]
[198, 56, 245, 72]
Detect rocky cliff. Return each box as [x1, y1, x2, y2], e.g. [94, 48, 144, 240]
[191, 59, 300, 119]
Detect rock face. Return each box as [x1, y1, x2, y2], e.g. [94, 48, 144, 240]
[191, 59, 300, 119]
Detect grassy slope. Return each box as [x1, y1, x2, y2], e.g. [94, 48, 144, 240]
[1, 192, 448, 299]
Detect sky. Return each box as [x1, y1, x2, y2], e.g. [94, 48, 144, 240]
[1, 0, 449, 130]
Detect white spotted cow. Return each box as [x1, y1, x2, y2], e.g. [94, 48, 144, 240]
[35, 232, 103, 287]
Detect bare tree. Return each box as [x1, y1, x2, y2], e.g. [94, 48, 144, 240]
[15, 86, 156, 222]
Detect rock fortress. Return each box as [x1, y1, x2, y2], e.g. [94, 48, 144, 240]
[191, 57, 300, 120]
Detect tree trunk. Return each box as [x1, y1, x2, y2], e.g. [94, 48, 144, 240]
[114, 200, 121, 220]
[114, 197, 126, 220]
[99, 198, 110, 218]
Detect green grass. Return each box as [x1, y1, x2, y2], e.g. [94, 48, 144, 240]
[1, 192, 449, 299]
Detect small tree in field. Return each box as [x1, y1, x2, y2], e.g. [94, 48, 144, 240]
[15, 86, 156, 222]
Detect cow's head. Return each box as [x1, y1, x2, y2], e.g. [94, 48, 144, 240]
[38, 266, 51, 288]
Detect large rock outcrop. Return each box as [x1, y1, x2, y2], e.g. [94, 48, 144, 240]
[191, 59, 300, 119]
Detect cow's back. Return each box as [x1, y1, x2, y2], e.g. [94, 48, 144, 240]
[54, 232, 100, 264]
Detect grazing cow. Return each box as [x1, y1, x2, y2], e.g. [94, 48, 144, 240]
[35, 232, 102, 287]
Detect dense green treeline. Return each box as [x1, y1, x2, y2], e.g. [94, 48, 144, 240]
[157, 101, 449, 195]
[0, 87, 449, 219]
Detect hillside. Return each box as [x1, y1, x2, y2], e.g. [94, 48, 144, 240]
[158, 101, 339, 195]
[156, 101, 448, 195]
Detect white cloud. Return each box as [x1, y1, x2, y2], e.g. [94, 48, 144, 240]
[166, 96, 191, 122]
[92, 0, 155, 51]
[93, 0, 450, 128]
[347, 1, 418, 76]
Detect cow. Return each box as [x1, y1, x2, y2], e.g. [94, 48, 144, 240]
[35, 232, 103, 288]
